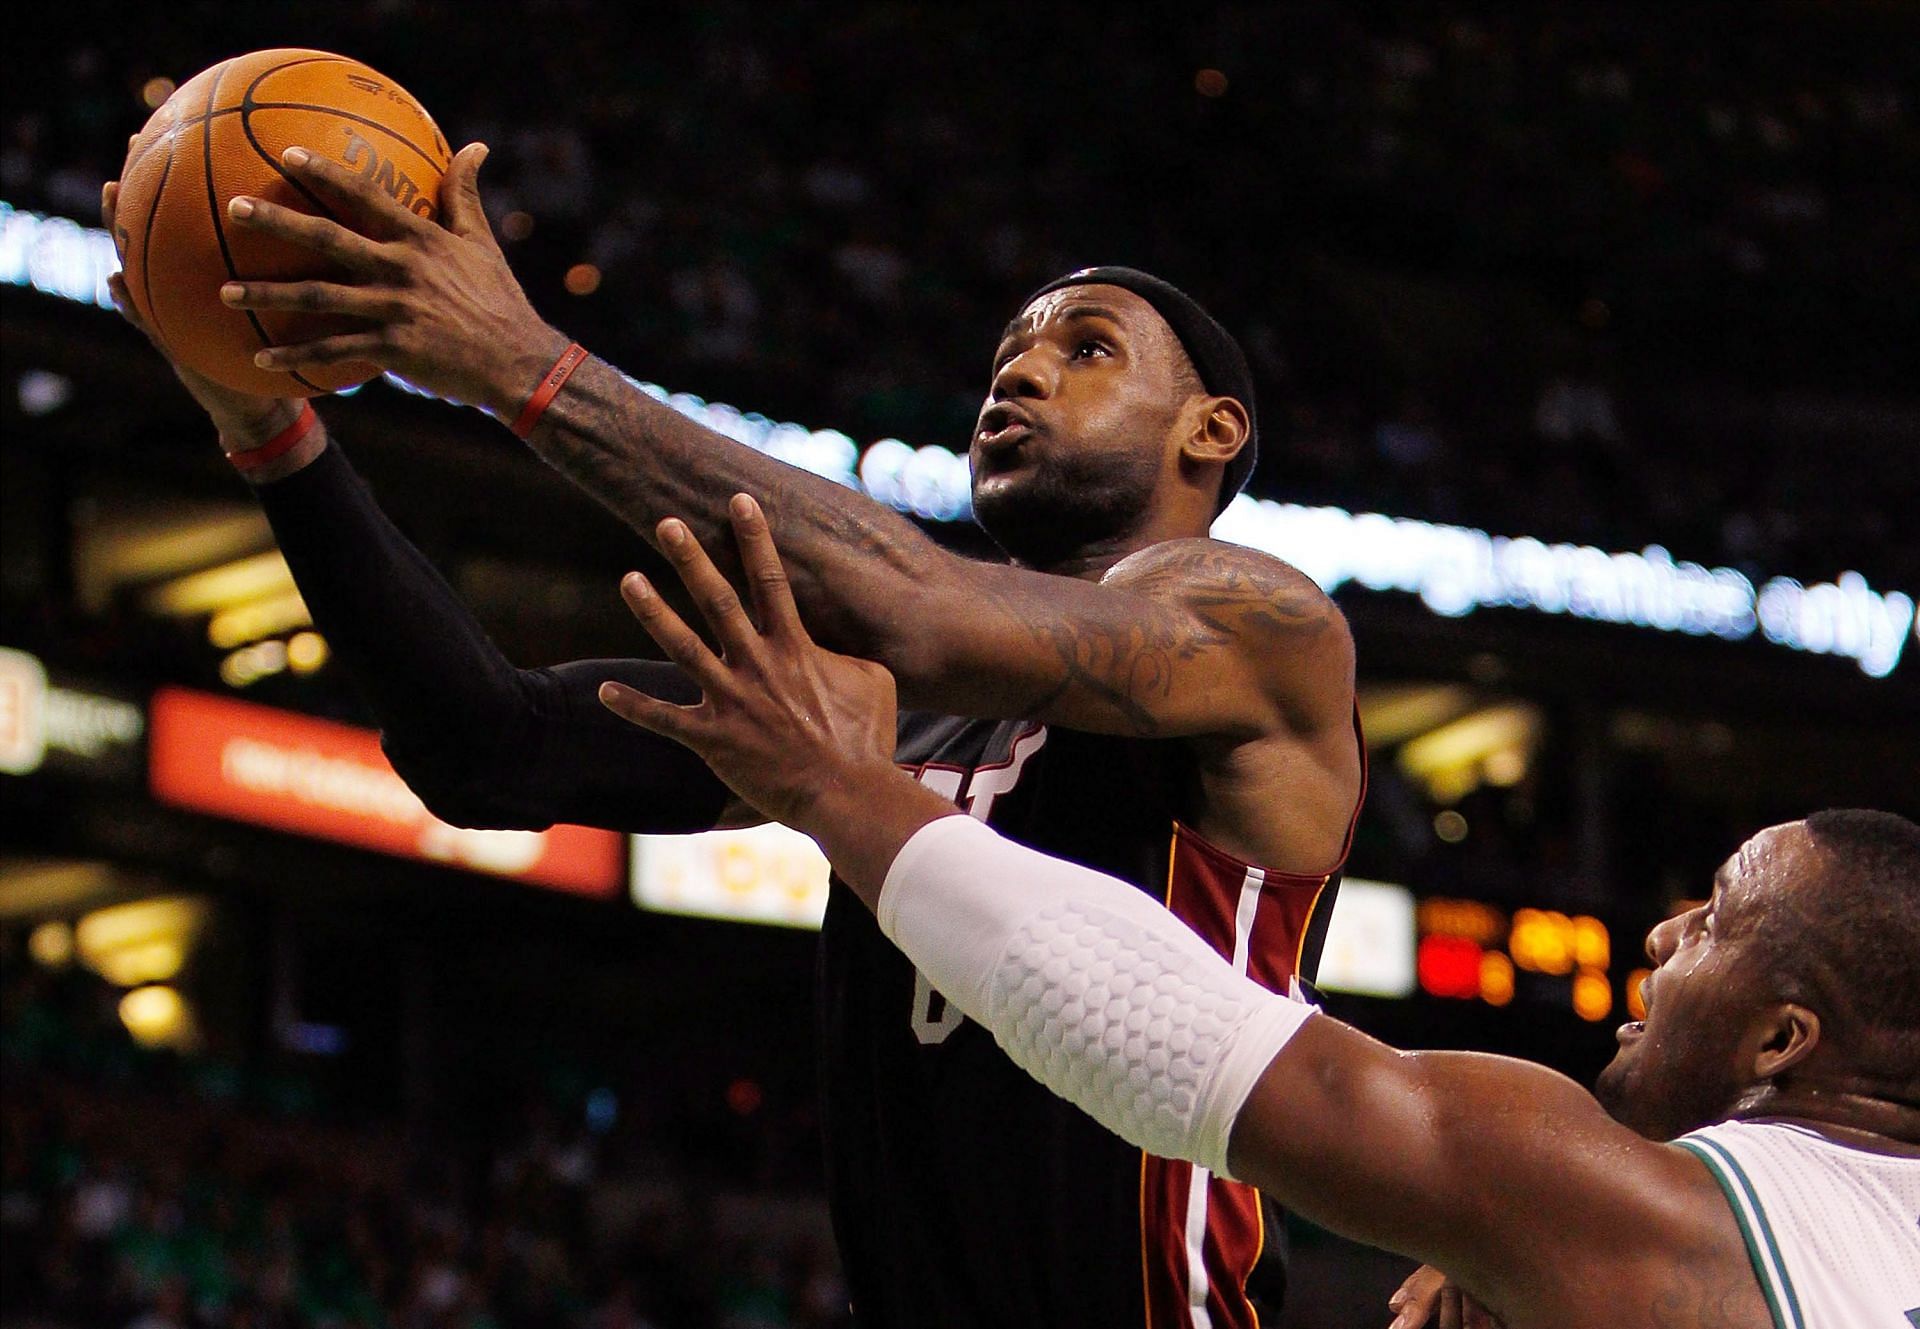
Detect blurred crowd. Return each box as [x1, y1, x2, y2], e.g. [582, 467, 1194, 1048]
[8, 1, 1917, 586]
[1, 942, 850, 1329]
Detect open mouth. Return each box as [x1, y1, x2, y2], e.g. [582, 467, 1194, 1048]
[976, 421, 1032, 452]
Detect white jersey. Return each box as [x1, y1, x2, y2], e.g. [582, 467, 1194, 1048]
[1675, 1119, 1920, 1329]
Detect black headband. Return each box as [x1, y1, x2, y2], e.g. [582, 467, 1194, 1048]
[1020, 265, 1257, 512]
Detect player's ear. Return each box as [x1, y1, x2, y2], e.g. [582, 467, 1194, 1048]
[1751, 1002, 1821, 1081]
[1181, 395, 1249, 469]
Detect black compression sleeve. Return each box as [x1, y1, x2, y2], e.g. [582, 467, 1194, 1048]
[251, 443, 730, 834]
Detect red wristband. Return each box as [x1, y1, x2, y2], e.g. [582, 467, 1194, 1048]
[512, 342, 589, 439]
[227, 402, 320, 474]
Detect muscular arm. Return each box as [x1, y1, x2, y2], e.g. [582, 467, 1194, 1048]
[530, 358, 1351, 739]
[860, 815, 1762, 1329]
[251, 430, 734, 834]
[592, 503, 1764, 1329]
[216, 147, 1350, 744]
[1225, 1028, 1758, 1326]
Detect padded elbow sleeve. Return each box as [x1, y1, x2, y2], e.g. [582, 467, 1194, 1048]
[877, 815, 1314, 1177]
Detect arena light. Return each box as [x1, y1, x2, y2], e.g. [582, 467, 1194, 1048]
[118, 983, 197, 1050]
[1313, 876, 1416, 998]
[1399, 703, 1541, 801]
[28, 920, 74, 968]
[631, 822, 832, 929]
[12, 199, 1913, 676]
[146, 551, 297, 617]
[75, 895, 207, 986]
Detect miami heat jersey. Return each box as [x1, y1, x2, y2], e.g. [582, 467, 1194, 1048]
[816, 712, 1362, 1328]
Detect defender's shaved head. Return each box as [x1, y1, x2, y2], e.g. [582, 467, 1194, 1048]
[1768, 809, 1920, 1092]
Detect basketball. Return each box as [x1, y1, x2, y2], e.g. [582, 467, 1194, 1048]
[114, 49, 451, 397]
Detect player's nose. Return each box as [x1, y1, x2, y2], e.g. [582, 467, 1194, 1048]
[989, 346, 1054, 403]
[1644, 912, 1686, 965]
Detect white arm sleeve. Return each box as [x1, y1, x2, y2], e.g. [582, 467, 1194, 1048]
[877, 814, 1316, 1178]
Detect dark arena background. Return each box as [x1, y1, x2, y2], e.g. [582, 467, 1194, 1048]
[3, 4, 1916, 1327]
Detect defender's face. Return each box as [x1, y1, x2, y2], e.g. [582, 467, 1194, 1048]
[1595, 824, 1808, 1140]
[970, 285, 1191, 565]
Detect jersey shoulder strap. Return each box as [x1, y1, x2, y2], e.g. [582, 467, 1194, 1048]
[1674, 1118, 1920, 1329]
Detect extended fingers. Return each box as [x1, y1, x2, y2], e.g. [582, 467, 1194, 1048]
[227, 194, 391, 274]
[597, 679, 699, 747]
[619, 570, 732, 694]
[221, 279, 405, 321]
[275, 145, 435, 239]
[656, 518, 763, 661]
[439, 143, 499, 248]
[728, 495, 806, 641]
[252, 332, 387, 372]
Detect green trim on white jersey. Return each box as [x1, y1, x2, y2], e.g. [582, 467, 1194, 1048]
[1675, 1136, 1806, 1329]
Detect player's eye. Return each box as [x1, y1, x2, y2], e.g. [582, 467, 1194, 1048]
[1072, 339, 1109, 360]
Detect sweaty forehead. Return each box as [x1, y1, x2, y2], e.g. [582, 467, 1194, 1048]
[1001, 284, 1172, 347]
[1719, 822, 1819, 926]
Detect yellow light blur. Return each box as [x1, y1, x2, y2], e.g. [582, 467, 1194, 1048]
[1479, 950, 1515, 1006]
[72, 501, 270, 615]
[92, 939, 186, 986]
[1482, 747, 1528, 787]
[1573, 968, 1613, 1022]
[0, 859, 119, 917]
[1432, 810, 1468, 843]
[118, 985, 195, 1050]
[1417, 898, 1507, 946]
[286, 631, 330, 674]
[1356, 684, 1476, 749]
[28, 920, 74, 968]
[564, 263, 602, 296]
[1572, 916, 1611, 970]
[1399, 703, 1539, 778]
[1425, 766, 1479, 805]
[141, 77, 177, 109]
[1626, 967, 1652, 1022]
[220, 639, 288, 688]
[76, 896, 205, 987]
[147, 552, 297, 617]
[1510, 908, 1575, 975]
[209, 591, 312, 648]
[1399, 703, 1541, 802]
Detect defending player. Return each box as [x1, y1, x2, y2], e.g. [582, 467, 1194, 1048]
[106, 140, 1364, 1325]
[598, 498, 1920, 1329]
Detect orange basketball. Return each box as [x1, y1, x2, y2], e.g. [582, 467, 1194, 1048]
[115, 49, 451, 397]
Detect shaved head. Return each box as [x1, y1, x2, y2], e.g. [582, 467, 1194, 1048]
[1767, 810, 1920, 1092]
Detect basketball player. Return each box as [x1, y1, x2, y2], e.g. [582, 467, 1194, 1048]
[106, 139, 1365, 1325]
[595, 498, 1920, 1329]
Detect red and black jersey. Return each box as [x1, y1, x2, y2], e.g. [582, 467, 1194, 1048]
[817, 712, 1365, 1328]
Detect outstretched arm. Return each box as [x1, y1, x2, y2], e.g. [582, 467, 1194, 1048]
[217, 146, 1353, 743]
[597, 504, 1763, 1329]
[102, 179, 734, 836]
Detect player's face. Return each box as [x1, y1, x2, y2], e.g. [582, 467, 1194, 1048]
[1595, 824, 1809, 1140]
[971, 285, 1196, 568]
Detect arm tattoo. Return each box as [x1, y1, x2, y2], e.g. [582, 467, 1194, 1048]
[529, 365, 1335, 735]
[978, 541, 1338, 737]
[527, 356, 939, 653]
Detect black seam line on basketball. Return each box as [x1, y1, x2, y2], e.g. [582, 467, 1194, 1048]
[153, 103, 446, 173]
[240, 57, 378, 222]
[242, 52, 446, 169]
[137, 142, 178, 357]
[201, 65, 324, 393]
[243, 101, 448, 172]
[238, 98, 340, 223]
